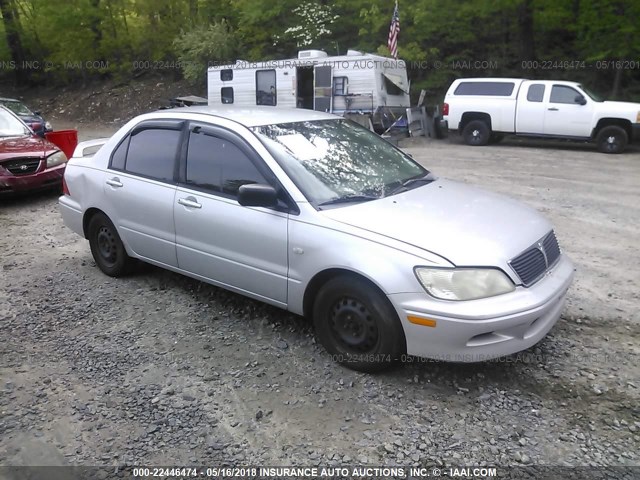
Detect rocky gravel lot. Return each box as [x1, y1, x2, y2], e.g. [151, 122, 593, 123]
[1, 130, 639, 477]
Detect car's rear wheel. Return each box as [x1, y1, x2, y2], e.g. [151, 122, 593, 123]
[596, 125, 627, 154]
[462, 120, 491, 146]
[88, 212, 134, 277]
[313, 275, 405, 372]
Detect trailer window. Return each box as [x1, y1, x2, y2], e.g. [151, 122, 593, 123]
[256, 70, 276, 106]
[220, 69, 233, 81]
[221, 87, 234, 104]
[333, 77, 348, 95]
[526, 84, 545, 102]
[383, 75, 403, 96]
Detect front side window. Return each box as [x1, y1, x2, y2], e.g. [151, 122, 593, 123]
[252, 119, 428, 207]
[125, 128, 180, 182]
[185, 130, 267, 198]
[527, 84, 545, 102]
[256, 70, 276, 106]
[550, 85, 582, 104]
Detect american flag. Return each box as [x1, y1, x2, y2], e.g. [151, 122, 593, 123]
[388, 0, 400, 59]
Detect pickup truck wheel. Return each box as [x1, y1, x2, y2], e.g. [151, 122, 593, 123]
[313, 275, 405, 372]
[462, 120, 490, 146]
[88, 213, 134, 277]
[596, 126, 628, 154]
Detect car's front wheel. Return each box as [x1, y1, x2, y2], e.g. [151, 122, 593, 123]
[87, 212, 134, 277]
[313, 275, 406, 372]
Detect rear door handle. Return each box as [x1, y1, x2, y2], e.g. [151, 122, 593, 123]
[547, 107, 559, 111]
[178, 197, 202, 209]
[106, 177, 123, 188]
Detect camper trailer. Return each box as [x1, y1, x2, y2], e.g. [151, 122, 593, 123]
[207, 49, 410, 131]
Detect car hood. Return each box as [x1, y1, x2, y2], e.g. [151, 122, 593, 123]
[0, 135, 57, 162]
[600, 101, 640, 115]
[322, 178, 552, 267]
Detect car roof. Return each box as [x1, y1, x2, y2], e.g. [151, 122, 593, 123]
[0, 97, 21, 102]
[160, 105, 337, 127]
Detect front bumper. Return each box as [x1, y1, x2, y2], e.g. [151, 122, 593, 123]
[0, 164, 65, 195]
[389, 254, 575, 362]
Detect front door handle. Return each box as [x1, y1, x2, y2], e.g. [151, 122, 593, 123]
[547, 107, 559, 111]
[178, 197, 202, 209]
[106, 177, 123, 188]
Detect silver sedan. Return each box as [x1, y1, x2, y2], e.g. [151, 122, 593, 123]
[59, 107, 574, 371]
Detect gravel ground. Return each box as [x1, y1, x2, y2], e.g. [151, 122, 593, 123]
[1, 129, 639, 475]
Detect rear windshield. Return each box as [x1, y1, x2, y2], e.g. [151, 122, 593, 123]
[454, 82, 515, 96]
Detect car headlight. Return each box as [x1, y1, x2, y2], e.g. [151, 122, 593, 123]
[46, 151, 68, 168]
[415, 267, 515, 301]
[45, 121, 52, 130]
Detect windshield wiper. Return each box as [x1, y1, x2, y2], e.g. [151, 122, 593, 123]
[385, 172, 436, 197]
[318, 194, 379, 208]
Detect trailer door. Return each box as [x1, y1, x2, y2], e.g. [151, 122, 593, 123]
[313, 65, 332, 112]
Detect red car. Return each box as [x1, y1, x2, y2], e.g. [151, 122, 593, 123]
[0, 106, 68, 195]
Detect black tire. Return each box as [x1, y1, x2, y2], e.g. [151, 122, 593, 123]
[87, 212, 134, 277]
[489, 133, 504, 144]
[313, 275, 406, 372]
[596, 126, 628, 154]
[462, 120, 491, 146]
[433, 115, 445, 139]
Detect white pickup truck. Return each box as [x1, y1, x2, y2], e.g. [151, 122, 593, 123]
[442, 78, 640, 153]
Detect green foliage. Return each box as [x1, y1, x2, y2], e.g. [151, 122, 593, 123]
[0, 0, 637, 100]
[173, 21, 236, 83]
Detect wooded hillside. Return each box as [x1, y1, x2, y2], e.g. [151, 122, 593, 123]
[1, 0, 638, 101]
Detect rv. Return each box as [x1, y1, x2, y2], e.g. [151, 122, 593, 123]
[207, 49, 410, 131]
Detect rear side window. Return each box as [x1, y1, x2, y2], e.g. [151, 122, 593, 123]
[550, 85, 581, 104]
[527, 84, 545, 102]
[125, 129, 181, 182]
[454, 82, 515, 96]
[185, 131, 268, 198]
[110, 137, 129, 170]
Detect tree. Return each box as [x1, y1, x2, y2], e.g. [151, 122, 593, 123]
[0, 0, 27, 83]
[173, 21, 237, 83]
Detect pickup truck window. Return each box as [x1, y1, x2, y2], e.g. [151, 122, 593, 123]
[526, 84, 545, 102]
[454, 82, 515, 96]
[550, 85, 581, 104]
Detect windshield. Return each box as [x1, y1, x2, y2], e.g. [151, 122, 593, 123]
[0, 107, 31, 136]
[252, 119, 428, 207]
[0, 100, 33, 116]
[579, 85, 603, 102]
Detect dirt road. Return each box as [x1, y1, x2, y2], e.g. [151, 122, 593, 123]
[1, 131, 638, 475]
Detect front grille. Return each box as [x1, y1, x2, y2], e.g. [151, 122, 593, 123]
[542, 230, 561, 265]
[3, 157, 41, 175]
[510, 231, 561, 286]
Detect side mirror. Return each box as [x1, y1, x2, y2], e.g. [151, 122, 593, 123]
[575, 95, 587, 105]
[34, 110, 41, 116]
[237, 183, 278, 207]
